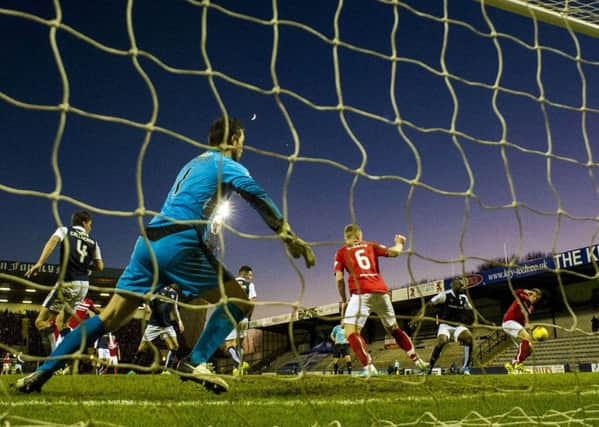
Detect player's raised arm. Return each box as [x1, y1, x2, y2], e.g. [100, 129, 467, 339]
[225, 163, 315, 268]
[25, 234, 61, 278]
[386, 234, 406, 257]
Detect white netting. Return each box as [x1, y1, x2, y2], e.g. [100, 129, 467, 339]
[1, 0, 599, 425]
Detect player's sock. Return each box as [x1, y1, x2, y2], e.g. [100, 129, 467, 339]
[391, 328, 419, 361]
[333, 363, 339, 374]
[190, 303, 244, 365]
[516, 339, 531, 363]
[165, 350, 176, 369]
[346, 361, 352, 374]
[347, 333, 371, 367]
[228, 347, 241, 366]
[428, 342, 445, 370]
[462, 345, 472, 369]
[38, 316, 105, 373]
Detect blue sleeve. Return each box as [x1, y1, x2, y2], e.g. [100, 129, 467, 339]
[223, 159, 284, 232]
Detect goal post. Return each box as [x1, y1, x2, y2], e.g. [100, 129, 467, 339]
[476, 0, 599, 38]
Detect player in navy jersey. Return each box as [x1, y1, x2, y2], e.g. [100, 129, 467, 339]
[129, 283, 185, 374]
[412, 278, 478, 375]
[24, 211, 103, 355]
[224, 266, 255, 376]
[16, 117, 314, 395]
[334, 223, 428, 377]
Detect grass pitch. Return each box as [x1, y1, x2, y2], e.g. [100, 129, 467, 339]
[1, 372, 599, 426]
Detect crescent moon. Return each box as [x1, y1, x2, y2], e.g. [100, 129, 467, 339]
[251, 113, 257, 121]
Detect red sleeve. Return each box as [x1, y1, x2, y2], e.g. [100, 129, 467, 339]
[514, 289, 529, 301]
[372, 242, 389, 257]
[334, 248, 345, 273]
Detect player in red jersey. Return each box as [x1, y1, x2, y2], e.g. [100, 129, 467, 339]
[107, 336, 121, 374]
[501, 288, 543, 374]
[54, 297, 100, 375]
[334, 224, 428, 376]
[1, 353, 10, 375]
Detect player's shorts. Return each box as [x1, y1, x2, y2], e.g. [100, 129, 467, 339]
[108, 356, 118, 366]
[344, 292, 396, 329]
[142, 324, 177, 342]
[97, 348, 110, 360]
[437, 323, 470, 343]
[42, 281, 89, 314]
[502, 320, 525, 339]
[116, 228, 234, 298]
[333, 343, 350, 358]
[225, 318, 249, 341]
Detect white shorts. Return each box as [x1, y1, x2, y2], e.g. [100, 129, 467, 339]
[502, 320, 524, 339]
[97, 348, 110, 360]
[142, 324, 177, 342]
[43, 281, 89, 314]
[437, 323, 470, 342]
[225, 318, 249, 341]
[343, 293, 396, 329]
[109, 356, 119, 366]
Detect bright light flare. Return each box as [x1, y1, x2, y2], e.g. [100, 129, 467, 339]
[213, 200, 232, 225]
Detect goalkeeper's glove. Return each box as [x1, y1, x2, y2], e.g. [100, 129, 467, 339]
[278, 224, 316, 268]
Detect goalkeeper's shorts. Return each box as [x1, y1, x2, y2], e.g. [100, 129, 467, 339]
[116, 228, 234, 298]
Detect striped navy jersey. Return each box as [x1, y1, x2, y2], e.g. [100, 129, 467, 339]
[430, 289, 473, 325]
[236, 277, 256, 299]
[149, 286, 180, 327]
[60, 226, 98, 281]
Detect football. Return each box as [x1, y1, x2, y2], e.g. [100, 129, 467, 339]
[532, 326, 549, 341]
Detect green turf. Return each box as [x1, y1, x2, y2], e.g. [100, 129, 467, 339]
[1, 373, 599, 426]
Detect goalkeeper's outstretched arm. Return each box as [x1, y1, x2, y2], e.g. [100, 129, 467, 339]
[228, 169, 315, 268]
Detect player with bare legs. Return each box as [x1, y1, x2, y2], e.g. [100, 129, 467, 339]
[15, 117, 314, 395]
[334, 224, 428, 376]
[502, 288, 543, 374]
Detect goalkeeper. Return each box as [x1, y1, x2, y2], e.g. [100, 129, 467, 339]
[16, 116, 315, 395]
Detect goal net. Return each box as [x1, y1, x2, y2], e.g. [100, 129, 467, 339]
[1, 0, 599, 425]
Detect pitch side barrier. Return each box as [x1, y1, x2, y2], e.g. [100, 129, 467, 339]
[252, 244, 599, 329]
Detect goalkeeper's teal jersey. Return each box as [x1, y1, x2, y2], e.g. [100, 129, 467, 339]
[149, 150, 284, 236]
[115, 149, 284, 298]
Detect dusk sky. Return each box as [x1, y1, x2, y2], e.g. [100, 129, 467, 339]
[1, 0, 598, 319]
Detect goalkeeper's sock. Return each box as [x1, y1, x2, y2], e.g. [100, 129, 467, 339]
[391, 328, 419, 361]
[38, 316, 105, 373]
[346, 361, 352, 374]
[190, 303, 244, 365]
[228, 347, 241, 365]
[333, 363, 339, 374]
[347, 333, 371, 367]
[516, 339, 531, 363]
